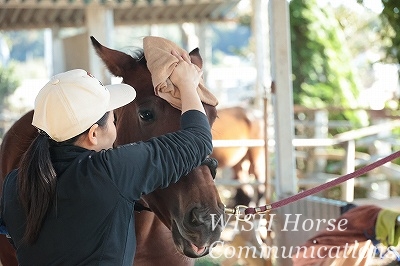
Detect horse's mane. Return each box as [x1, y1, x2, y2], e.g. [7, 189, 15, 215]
[130, 48, 146, 63]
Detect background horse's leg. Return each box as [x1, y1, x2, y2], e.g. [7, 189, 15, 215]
[232, 155, 251, 206]
[248, 145, 266, 205]
[232, 145, 266, 207]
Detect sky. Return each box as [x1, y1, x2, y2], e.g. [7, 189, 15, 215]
[363, 0, 384, 13]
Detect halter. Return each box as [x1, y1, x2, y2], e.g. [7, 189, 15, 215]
[134, 157, 219, 213]
[201, 157, 218, 180]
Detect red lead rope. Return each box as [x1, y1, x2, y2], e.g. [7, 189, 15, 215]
[244, 150, 400, 215]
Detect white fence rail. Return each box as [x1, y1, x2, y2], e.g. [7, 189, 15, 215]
[212, 118, 400, 202]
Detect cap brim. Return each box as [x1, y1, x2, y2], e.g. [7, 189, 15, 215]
[106, 83, 136, 111]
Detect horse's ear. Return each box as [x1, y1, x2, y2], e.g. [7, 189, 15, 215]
[189, 48, 203, 69]
[90, 36, 134, 78]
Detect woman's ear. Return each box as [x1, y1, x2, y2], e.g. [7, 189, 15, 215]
[87, 124, 99, 146]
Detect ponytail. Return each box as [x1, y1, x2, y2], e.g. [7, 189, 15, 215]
[18, 134, 56, 244]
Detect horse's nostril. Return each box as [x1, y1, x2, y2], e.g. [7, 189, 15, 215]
[190, 208, 204, 227]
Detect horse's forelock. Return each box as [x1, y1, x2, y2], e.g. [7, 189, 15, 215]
[116, 46, 145, 64]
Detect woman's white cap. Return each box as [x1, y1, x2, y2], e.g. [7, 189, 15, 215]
[32, 69, 136, 142]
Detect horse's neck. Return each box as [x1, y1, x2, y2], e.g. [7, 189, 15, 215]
[134, 212, 194, 266]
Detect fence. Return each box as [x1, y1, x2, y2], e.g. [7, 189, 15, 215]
[213, 107, 400, 265]
[213, 107, 400, 203]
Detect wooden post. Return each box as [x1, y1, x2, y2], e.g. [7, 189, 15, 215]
[341, 140, 355, 201]
[269, 0, 297, 196]
[49, 27, 65, 76]
[307, 110, 328, 173]
[269, 1, 296, 264]
[252, 0, 270, 110]
[198, 21, 212, 88]
[85, 5, 114, 84]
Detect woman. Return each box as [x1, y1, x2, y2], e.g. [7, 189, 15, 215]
[0, 50, 212, 265]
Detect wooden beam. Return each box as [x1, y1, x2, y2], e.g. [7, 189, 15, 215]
[9, 7, 21, 25]
[269, 0, 297, 197]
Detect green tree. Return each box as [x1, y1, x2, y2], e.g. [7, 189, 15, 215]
[4, 30, 45, 62]
[290, 0, 368, 127]
[333, 4, 383, 89]
[358, 0, 400, 65]
[0, 64, 20, 108]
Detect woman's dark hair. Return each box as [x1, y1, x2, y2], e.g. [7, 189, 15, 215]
[18, 112, 110, 244]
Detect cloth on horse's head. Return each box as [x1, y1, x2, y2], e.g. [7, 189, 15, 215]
[143, 36, 218, 110]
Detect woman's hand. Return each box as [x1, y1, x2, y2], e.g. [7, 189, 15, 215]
[170, 50, 203, 92]
[169, 50, 205, 114]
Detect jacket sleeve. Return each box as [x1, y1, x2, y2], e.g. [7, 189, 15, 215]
[99, 110, 212, 201]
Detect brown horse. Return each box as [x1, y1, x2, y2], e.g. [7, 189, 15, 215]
[211, 106, 265, 207]
[0, 37, 224, 266]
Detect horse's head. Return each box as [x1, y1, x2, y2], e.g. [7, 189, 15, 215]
[91, 37, 224, 258]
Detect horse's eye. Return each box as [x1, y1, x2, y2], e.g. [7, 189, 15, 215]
[138, 110, 154, 122]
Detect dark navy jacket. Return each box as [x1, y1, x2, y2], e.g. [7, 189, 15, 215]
[0, 110, 212, 266]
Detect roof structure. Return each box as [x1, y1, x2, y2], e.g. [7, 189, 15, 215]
[0, 0, 241, 30]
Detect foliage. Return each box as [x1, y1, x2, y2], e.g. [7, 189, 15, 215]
[289, 0, 368, 127]
[210, 23, 251, 64]
[358, 0, 400, 65]
[2, 30, 44, 62]
[194, 257, 221, 266]
[333, 5, 383, 89]
[0, 64, 19, 107]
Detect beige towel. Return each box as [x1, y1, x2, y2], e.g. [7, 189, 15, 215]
[143, 36, 218, 110]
